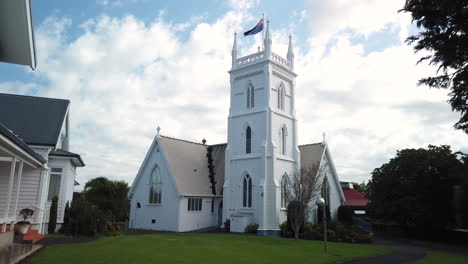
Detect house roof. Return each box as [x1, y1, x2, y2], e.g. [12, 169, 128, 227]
[0, 122, 47, 164]
[49, 148, 85, 167]
[0, 93, 69, 146]
[298, 143, 326, 169]
[342, 188, 369, 206]
[159, 136, 224, 196]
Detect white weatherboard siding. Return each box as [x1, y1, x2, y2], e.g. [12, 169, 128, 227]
[0, 165, 42, 222]
[43, 158, 77, 231]
[178, 197, 221, 232]
[129, 139, 180, 231]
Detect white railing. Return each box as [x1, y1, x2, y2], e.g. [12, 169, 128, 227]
[235, 51, 291, 70]
[271, 52, 290, 68]
[1, 217, 15, 232]
[236, 51, 265, 67]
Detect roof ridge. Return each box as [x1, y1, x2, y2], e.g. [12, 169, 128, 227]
[160, 135, 206, 146]
[298, 142, 323, 147]
[0, 93, 70, 103]
[208, 142, 227, 147]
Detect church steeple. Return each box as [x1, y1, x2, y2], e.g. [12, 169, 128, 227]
[287, 34, 294, 70]
[231, 32, 238, 68]
[264, 20, 272, 56]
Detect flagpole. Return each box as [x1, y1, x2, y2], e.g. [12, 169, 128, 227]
[262, 13, 265, 51]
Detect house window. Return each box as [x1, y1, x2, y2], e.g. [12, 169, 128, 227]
[281, 174, 288, 209]
[149, 165, 162, 204]
[280, 126, 287, 155]
[243, 174, 252, 208]
[188, 198, 202, 211]
[211, 199, 214, 213]
[247, 83, 254, 108]
[47, 168, 62, 201]
[278, 83, 285, 110]
[246, 126, 252, 154]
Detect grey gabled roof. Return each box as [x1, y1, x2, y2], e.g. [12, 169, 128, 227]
[298, 143, 326, 169]
[159, 136, 225, 196]
[0, 93, 69, 146]
[49, 148, 85, 167]
[0, 122, 46, 164]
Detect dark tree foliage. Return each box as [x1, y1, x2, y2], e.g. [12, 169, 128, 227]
[62, 201, 70, 233]
[317, 204, 331, 225]
[367, 145, 467, 231]
[401, 0, 468, 133]
[287, 201, 305, 239]
[83, 177, 130, 222]
[338, 205, 354, 226]
[48, 195, 58, 233]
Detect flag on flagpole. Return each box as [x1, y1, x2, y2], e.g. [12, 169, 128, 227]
[244, 18, 264, 36]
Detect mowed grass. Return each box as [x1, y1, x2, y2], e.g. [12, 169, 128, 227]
[28, 233, 390, 264]
[405, 250, 468, 264]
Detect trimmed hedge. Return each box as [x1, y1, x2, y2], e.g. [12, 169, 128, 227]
[279, 220, 373, 243]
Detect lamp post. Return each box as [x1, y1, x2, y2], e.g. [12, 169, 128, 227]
[316, 197, 327, 253]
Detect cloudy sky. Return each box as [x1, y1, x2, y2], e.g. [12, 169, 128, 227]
[1, 0, 467, 189]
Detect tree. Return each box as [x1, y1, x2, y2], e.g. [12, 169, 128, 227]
[83, 177, 130, 221]
[367, 145, 467, 232]
[283, 164, 325, 239]
[400, 0, 468, 133]
[48, 195, 58, 233]
[63, 201, 70, 233]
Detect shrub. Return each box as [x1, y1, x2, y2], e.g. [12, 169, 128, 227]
[279, 221, 292, 237]
[61, 201, 70, 233]
[48, 196, 58, 233]
[302, 223, 321, 240]
[244, 223, 258, 233]
[354, 233, 374, 243]
[223, 220, 230, 232]
[18, 208, 34, 224]
[338, 205, 354, 226]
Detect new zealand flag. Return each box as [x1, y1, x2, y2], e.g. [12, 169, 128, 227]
[244, 18, 264, 36]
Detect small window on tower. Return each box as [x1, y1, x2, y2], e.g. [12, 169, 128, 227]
[247, 83, 255, 108]
[246, 126, 252, 154]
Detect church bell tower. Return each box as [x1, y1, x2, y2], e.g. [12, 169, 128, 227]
[223, 20, 300, 236]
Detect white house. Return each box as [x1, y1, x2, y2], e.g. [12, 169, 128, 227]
[128, 21, 345, 235]
[0, 93, 85, 235]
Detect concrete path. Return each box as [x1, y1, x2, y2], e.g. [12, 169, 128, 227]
[341, 238, 468, 264]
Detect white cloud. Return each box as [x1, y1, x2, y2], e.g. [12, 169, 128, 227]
[2, 1, 467, 188]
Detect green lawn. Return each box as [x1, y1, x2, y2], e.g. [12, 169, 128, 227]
[405, 250, 468, 264]
[28, 233, 390, 264]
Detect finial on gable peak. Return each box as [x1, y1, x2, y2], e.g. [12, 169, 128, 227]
[322, 132, 326, 144]
[157, 126, 161, 137]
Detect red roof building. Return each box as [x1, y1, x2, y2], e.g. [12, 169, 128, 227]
[342, 188, 369, 207]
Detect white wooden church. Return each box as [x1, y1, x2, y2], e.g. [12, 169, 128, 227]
[128, 21, 345, 236]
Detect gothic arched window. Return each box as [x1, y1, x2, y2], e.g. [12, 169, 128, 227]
[280, 126, 287, 155]
[247, 83, 255, 108]
[246, 126, 252, 154]
[281, 174, 288, 209]
[149, 165, 162, 204]
[278, 83, 285, 110]
[243, 174, 252, 208]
